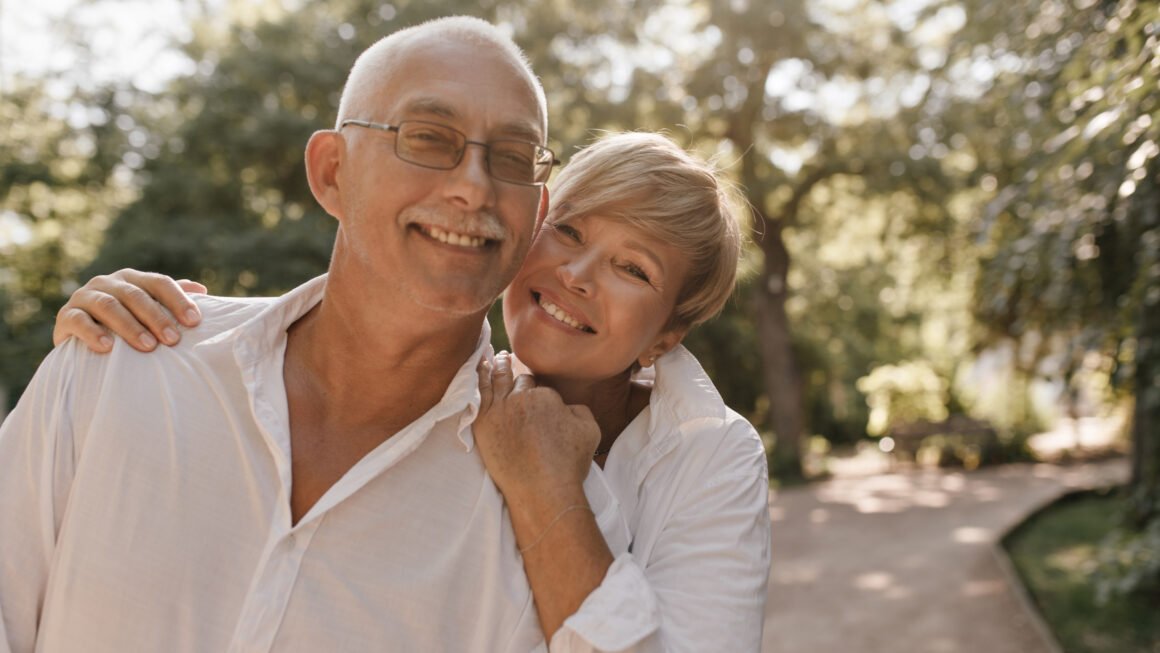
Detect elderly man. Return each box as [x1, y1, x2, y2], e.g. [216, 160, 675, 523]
[0, 16, 606, 652]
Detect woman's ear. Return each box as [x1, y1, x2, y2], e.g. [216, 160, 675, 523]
[305, 130, 345, 221]
[638, 326, 689, 368]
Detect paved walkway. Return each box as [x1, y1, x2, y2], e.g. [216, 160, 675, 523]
[762, 459, 1129, 653]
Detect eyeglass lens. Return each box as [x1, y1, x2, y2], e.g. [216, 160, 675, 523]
[395, 122, 548, 185]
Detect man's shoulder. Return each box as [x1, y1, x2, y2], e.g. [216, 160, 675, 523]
[180, 294, 279, 345]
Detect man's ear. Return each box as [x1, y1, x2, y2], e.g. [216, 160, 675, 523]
[305, 130, 345, 221]
[638, 325, 689, 368]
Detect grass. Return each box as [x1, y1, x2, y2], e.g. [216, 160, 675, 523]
[1004, 489, 1160, 653]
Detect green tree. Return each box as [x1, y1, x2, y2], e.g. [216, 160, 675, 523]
[0, 75, 137, 403]
[968, 0, 1159, 596]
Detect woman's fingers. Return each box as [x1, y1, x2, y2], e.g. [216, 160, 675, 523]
[512, 374, 536, 394]
[176, 279, 209, 297]
[53, 306, 114, 352]
[492, 352, 516, 398]
[54, 288, 162, 352]
[53, 269, 203, 352]
[117, 270, 202, 329]
[477, 359, 494, 410]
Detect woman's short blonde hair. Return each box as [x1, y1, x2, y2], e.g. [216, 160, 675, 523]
[548, 132, 743, 330]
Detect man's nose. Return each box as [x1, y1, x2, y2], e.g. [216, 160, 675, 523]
[443, 144, 495, 210]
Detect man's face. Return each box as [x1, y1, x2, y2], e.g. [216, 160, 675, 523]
[334, 37, 546, 318]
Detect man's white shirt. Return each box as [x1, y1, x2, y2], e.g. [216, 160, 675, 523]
[0, 275, 630, 652]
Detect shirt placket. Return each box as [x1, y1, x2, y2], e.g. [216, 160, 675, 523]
[227, 522, 321, 653]
[226, 338, 308, 653]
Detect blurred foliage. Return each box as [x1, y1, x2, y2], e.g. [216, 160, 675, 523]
[857, 361, 948, 436]
[964, 0, 1160, 601]
[0, 0, 1157, 547]
[1095, 513, 1160, 604]
[0, 76, 139, 398]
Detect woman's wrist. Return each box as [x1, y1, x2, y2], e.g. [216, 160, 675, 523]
[506, 483, 590, 544]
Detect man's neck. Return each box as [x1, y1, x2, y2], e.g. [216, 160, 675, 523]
[285, 272, 488, 430]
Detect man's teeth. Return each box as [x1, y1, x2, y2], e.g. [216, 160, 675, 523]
[425, 226, 487, 248]
[537, 296, 590, 332]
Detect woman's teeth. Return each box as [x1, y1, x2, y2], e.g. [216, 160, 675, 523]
[537, 295, 591, 332]
[424, 226, 487, 248]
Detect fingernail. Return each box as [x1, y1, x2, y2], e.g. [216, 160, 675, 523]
[162, 327, 180, 345]
[140, 333, 158, 349]
[184, 309, 201, 324]
[99, 336, 114, 350]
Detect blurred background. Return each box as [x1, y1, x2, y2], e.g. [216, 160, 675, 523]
[0, 0, 1157, 649]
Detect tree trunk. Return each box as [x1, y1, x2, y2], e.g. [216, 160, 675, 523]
[753, 207, 806, 482]
[1129, 250, 1160, 526]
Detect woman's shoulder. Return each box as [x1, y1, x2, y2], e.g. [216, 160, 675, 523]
[648, 347, 766, 474]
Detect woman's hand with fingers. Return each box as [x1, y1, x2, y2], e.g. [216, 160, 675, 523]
[53, 269, 207, 353]
[474, 352, 600, 509]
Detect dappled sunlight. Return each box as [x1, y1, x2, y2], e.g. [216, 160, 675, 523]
[952, 527, 992, 544]
[939, 473, 966, 492]
[816, 471, 959, 514]
[766, 460, 1129, 652]
[853, 571, 893, 591]
[970, 484, 1002, 502]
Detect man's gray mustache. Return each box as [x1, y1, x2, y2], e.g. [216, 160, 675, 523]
[399, 205, 507, 241]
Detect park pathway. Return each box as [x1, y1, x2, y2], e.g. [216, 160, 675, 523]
[761, 458, 1129, 653]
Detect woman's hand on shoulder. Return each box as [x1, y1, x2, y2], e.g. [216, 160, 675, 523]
[474, 352, 600, 506]
[54, 269, 207, 353]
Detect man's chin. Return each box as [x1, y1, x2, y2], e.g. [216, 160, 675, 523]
[407, 286, 503, 319]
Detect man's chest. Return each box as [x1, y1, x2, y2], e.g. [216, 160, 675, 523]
[47, 403, 543, 652]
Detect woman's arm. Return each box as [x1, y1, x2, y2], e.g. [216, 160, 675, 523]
[474, 354, 613, 642]
[477, 357, 770, 652]
[53, 269, 206, 352]
[553, 421, 771, 652]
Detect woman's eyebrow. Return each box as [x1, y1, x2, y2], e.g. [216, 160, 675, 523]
[621, 239, 666, 276]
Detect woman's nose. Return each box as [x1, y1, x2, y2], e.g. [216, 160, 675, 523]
[557, 255, 596, 294]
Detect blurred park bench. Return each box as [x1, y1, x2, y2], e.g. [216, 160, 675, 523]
[888, 415, 1000, 468]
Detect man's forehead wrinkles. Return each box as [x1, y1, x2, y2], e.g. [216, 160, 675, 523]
[401, 97, 460, 121]
[397, 96, 543, 144]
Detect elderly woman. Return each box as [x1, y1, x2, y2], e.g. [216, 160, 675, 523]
[55, 132, 772, 652]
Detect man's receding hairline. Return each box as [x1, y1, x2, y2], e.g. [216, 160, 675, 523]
[336, 17, 547, 133]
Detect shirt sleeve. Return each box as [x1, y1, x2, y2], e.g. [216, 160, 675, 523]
[548, 421, 772, 653]
[0, 341, 91, 653]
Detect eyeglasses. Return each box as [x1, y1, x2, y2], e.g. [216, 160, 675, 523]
[340, 119, 558, 186]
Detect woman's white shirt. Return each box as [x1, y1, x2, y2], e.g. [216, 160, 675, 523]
[550, 346, 772, 653]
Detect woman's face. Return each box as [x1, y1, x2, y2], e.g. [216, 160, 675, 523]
[502, 214, 689, 382]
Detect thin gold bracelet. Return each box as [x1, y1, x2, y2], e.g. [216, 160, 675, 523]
[518, 504, 594, 554]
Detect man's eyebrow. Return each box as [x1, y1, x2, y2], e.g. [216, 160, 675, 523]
[400, 97, 544, 144]
[496, 122, 545, 144]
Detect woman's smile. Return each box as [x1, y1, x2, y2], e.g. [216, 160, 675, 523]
[531, 290, 596, 333]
